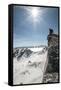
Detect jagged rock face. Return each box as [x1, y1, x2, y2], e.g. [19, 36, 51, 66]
[48, 35, 58, 47]
[46, 30, 59, 73]
[13, 49, 19, 57]
[13, 47, 48, 60]
[43, 72, 59, 83]
[43, 31, 59, 83]
[13, 48, 33, 59]
[47, 45, 59, 72]
[17, 48, 33, 59]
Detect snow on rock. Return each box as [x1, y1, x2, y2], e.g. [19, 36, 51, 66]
[13, 47, 48, 85]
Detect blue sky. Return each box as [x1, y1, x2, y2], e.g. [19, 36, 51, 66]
[13, 6, 58, 48]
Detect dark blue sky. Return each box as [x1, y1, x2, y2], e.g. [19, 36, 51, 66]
[13, 6, 58, 48]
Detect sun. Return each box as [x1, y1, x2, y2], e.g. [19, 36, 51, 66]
[25, 7, 42, 22]
[31, 8, 39, 18]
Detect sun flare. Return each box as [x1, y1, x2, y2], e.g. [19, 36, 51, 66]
[31, 8, 39, 18]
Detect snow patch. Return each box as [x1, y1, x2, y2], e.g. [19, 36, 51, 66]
[13, 47, 48, 85]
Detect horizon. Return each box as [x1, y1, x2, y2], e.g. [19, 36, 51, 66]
[13, 45, 48, 49]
